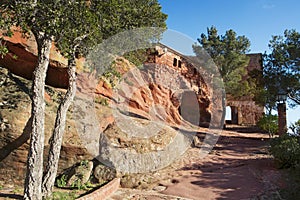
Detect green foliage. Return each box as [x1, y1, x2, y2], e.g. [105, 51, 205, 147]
[270, 134, 300, 168]
[12, 187, 22, 194]
[193, 26, 254, 98]
[12, 54, 18, 60]
[80, 160, 89, 167]
[91, 0, 167, 39]
[71, 179, 85, 190]
[1, 0, 167, 59]
[0, 5, 15, 48]
[70, 178, 92, 191]
[0, 43, 9, 58]
[56, 175, 67, 188]
[70, 160, 93, 190]
[290, 119, 300, 136]
[48, 191, 77, 200]
[257, 114, 278, 136]
[264, 29, 300, 110]
[124, 49, 150, 67]
[102, 65, 121, 88]
[1, 1, 65, 37]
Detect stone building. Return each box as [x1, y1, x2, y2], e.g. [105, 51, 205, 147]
[146, 43, 220, 127]
[147, 43, 264, 126]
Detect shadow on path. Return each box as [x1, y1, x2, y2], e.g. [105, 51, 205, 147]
[161, 135, 278, 200]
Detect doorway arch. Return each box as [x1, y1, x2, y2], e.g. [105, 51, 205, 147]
[225, 106, 238, 124]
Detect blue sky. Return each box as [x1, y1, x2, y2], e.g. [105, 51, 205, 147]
[158, 0, 300, 125]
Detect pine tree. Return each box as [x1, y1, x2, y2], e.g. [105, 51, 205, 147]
[193, 26, 253, 98]
[264, 29, 300, 110]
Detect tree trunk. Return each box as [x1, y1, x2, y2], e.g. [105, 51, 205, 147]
[24, 35, 52, 200]
[42, 55, 77, 198]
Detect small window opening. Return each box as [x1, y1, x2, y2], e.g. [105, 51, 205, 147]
[178, 60, 182, 68]
[173, 58, 177, 67]
[194, 68, 197, 75]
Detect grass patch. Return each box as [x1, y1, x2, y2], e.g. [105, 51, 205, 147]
[48, 191, 78, 200]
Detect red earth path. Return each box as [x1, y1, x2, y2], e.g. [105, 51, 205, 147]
[110, 126, 284, 200]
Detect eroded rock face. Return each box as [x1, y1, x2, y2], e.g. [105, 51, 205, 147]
[0, 67, 93, 186]
[0, 29, 214, 126]
[72, 64, 199, 174]
[0, 29, 217, 187]
[112, 63, 191, 125]
[0, 27, 82, 89]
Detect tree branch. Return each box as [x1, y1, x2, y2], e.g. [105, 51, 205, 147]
[289, 93, 300, 105]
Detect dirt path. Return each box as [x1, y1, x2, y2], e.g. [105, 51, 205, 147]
[110, 128, 284, 200]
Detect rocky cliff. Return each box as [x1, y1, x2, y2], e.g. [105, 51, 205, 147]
[0, 30, 213, 187]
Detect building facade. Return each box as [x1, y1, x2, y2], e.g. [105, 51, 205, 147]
[147, 44, 264, 126]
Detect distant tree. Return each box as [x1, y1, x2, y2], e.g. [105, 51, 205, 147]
[193, 26, 254, 98]
[1, 0, 167, 199]
[263, 29, 300, 111]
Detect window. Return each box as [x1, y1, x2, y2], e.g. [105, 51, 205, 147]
[173, 58, 177, 67]
[178, 60, 182, 68]
[194, 68, 197, 75]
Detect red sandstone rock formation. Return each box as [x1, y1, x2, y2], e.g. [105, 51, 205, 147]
[0, 28, 215, 127]
[0, 27, 74, 88]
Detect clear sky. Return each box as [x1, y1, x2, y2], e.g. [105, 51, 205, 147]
[158, 0, 300, 126]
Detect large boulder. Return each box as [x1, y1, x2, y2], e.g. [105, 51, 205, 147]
[58, 160, 93, 187]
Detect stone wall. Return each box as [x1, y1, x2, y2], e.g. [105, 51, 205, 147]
[227, 100, 264, 125]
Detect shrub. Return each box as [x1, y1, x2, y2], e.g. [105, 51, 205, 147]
[270, 134, 300, 168]
[257, 114, 278, 137]
[56, 174, 67, 188]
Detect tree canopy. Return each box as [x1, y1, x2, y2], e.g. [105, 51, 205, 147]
[263, 29, 300, 111]
[0, 0, 167, 58]
[193, 26, 255, 98]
